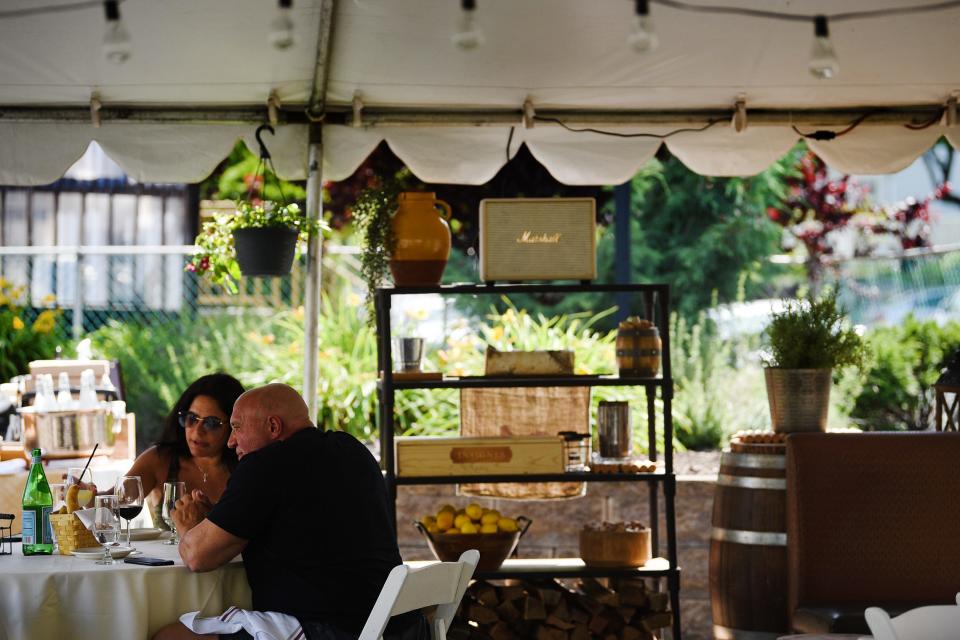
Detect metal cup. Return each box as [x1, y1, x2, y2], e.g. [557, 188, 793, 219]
[393, 337, 425, 372]
[597, 401, 631, 458]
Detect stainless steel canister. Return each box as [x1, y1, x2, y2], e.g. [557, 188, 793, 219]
[597, 401, 631, 458]
[393, 337, 425, 371]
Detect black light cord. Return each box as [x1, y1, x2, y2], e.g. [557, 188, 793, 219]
[532, 116, 723, 139]
[652, 0, 960, 23]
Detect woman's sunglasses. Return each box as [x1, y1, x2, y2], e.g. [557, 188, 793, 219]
[178, 410, 226, 432]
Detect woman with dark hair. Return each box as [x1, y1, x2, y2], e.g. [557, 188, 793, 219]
[125, 372, 245, 529]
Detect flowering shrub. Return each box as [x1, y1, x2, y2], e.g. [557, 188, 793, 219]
[767, 151, 945, 286]
[0, 279, 63, 380]
[188, 200, 328, 294]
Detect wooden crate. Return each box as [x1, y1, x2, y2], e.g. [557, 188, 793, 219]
[396, 436, 564, 477]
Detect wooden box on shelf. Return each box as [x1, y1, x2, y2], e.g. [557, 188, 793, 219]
[395, 436, 564, 477]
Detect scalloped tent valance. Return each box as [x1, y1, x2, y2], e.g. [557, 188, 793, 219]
[0, 0, 959, 185]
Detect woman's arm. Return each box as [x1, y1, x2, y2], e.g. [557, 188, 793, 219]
[124, 446, 169, 498]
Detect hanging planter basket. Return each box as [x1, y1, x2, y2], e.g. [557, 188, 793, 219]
[233, 226, 299, 277]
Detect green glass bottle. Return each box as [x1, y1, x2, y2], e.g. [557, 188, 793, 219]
[22, 448, 54, 555]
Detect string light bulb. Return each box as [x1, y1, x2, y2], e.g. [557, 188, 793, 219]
[451, 0, 484, 50]
[809, 15, 839, 79]
[627, 0, 658, 53]
[269, 0, 295, 50]
[102, 0, 131, 64]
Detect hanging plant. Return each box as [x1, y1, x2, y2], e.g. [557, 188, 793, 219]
[350, 175, 406, 322]
[188, 125, 328, 293]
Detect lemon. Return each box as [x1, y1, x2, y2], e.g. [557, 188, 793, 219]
[445, 528, 461, 535]
[460, 521, 479, 534]
[480, 510, 500, 525]
[480, 523, 499, 534]
[422, 515, 437, 528]
[436, 511, 454, 530]
[437, 504, 456, 516]
[498, 517, 518, 533]
[465, 503, 483, 521]
[454, 514, 470, 529]
[426, 524, 440, 534]
[76, 489, 94, 508]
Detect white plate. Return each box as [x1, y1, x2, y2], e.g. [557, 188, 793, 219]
[129, 527, 163, 541]
[71, 546, 134, 560]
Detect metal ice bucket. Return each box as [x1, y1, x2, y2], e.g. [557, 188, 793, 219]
[22, 408, 115, 458]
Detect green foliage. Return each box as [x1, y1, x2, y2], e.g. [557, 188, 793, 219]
[764, 291, 866, 370]
[213, 142, 307, 203]
[844, 317, 960, 431]
[350, 174, 407, 321]
[0, 280, 63, 380]
[669, 310, 770, 450]
[189, 201, 329, 294]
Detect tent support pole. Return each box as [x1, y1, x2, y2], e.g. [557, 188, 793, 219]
[303, 131, 324, 421]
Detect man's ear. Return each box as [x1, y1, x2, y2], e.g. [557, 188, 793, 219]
[267, 416, 283, 439]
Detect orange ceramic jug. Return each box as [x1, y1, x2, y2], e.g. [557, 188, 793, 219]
[390, 191, 452, 286]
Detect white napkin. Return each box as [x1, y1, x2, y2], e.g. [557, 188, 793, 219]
[73, 507, 97, 530]
[180, 608, 303, 640]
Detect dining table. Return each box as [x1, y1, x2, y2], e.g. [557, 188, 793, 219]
[0, 538, 251, 640]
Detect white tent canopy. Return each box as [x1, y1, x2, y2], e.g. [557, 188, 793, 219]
[2, 0, 960, 413]
[1, 0, 959, 185]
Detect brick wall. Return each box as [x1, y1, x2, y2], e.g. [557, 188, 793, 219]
[396, 476, 716, 640]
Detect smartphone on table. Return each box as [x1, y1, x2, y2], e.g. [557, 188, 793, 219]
[124, 556, 174, 566]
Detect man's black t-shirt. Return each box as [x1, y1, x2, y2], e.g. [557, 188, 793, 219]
[207, 428, 404, 635]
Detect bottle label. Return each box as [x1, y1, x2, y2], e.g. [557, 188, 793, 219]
[22, 509, 35, 545]
[41, 506, 53, 544]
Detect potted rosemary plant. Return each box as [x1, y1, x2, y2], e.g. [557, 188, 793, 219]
[763, 291, 866, 432]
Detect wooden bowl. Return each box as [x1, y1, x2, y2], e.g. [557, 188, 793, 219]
[579, 527, 651, 568]
[414, 517, 531, 572]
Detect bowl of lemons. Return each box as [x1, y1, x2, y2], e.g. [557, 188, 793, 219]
[414, 503, 531, 571]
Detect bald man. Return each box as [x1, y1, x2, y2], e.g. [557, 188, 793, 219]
[156, 384, 425, 640]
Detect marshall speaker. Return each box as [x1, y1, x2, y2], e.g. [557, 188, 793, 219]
[479, 197, 596, 282]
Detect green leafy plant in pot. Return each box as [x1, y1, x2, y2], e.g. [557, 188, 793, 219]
[762, 291, 866, 432]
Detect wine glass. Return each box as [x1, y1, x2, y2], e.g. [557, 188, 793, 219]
[92, 495, 120, 565]
[65, 467, 95, 509]
[161, 481, 186, 545]
[114, 475, 144, 549]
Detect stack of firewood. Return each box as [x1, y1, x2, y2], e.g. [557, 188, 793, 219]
[445, 577, 672, 640]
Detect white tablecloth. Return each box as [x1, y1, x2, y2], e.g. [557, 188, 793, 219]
[0, 540, 251, 640]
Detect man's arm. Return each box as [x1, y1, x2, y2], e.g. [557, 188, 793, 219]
[178, 518, 247, 572]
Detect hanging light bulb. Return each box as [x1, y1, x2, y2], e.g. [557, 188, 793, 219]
[809, 15, 839, 79]
[627, 0, 658, 53]
[102, 0, 131, 64]
[269, 0, 295, 50]
[451, 0, 484, 50]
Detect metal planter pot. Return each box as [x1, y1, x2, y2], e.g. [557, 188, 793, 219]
[764, 368, 832, 433]
[232, 227, 298, 277]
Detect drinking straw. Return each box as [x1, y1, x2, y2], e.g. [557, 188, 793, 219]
[79, 442, 99, 482]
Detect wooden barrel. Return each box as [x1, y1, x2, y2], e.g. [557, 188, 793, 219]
[615, 325, 661, 376]
[709, 449, 788, 640]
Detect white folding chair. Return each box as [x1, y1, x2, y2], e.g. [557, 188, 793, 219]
[358, 549, 480, 640]
[864, 593, 960, 640]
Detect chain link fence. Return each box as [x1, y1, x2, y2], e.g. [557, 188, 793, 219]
[0, 244, 362, 341]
